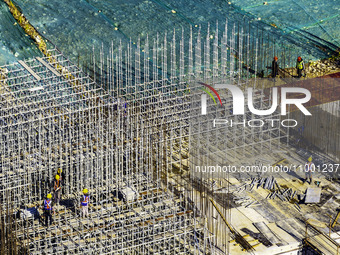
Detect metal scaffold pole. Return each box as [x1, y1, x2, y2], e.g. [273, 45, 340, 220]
[2, 16, 338, 254]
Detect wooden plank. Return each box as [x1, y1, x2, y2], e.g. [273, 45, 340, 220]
[332, 211, 340, 228]
[307, 234, 338, 254]
[18, 60, 41, 81]
[253, 221, 282, 245]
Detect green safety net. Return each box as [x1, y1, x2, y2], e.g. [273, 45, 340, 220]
[0, 1, 41, 65]
[235, 0, 339, 46]
[0, 0, 339, 66]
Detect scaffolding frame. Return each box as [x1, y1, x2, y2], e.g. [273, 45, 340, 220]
[0, 19, 295, 254]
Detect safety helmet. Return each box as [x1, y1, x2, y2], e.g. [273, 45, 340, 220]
[57, 168, 62, 174]
[274, 56, 278, 60]
[297, 56, 302, 61]
[308, 157, 312, 162]
[83, 188, 88, 194]
[55, 174, 60, 180]
[47, 194, 52, 199]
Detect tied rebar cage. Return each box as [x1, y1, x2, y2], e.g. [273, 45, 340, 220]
[0, 15, 338, 254]
[81, 20, 293, 254]
[0, 47, 212, 254]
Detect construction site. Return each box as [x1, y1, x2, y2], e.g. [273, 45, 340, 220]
[0, 0, 339, 254]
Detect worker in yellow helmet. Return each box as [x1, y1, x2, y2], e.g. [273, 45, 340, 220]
[42, 194, 53, 227]
[81, 188, 90, 218]
[53, 174, 62, 205]
[304, 156, 315, 184]
[57, 168, 65, 184]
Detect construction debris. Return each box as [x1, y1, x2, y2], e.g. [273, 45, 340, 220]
[305, 187, 322, 203]
[0, 1, 339, 253]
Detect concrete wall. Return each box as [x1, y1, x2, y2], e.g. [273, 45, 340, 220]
[290, 101, 340, 161]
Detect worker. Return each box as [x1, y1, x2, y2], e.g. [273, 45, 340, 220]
[53, 174, 62, 205]
[42, 194, 53, 227]
[304, 157, 315, 184]
[57, 168, 65, 185]
[272, 56, 279, 78]
[296, 56, 305, 78]
[81, 188, 90, 218]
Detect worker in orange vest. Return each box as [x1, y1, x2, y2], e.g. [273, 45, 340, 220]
[42, 194, 53, 227]
[57, 168, 65, 185]
[53, 175, 62, 205]
[81, 188, 90, 218]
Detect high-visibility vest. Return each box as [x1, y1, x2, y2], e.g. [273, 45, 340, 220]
[54, 180, 60, 190]
[81, 195, 90, 206]
[44, 199, 52, 210]
[297, 60, 304, 69]
[305, 162, 314, 172]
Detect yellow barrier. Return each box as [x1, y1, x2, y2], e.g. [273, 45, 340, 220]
[4, 0, 47, 55]
[3, 0, 88, 97]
